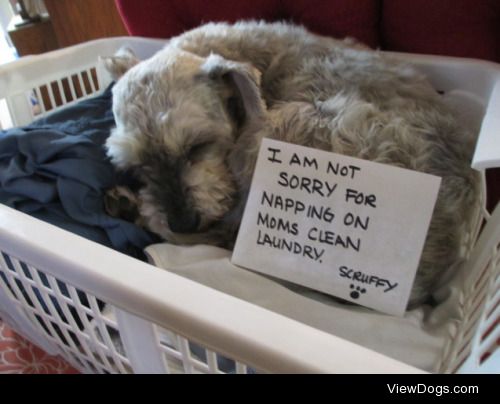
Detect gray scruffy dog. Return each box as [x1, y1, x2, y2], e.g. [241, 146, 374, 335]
[104, 21, 480, 308]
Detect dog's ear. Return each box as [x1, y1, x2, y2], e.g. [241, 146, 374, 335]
[101, 47, 140, 80]
[201, 54, 266, 129]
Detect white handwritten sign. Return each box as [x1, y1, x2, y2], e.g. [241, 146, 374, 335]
[231, 138, 441, 316]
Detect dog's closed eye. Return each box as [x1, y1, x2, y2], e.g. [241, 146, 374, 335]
[187, 141, 214, 163]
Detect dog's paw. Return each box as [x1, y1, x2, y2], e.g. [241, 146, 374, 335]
[104, 186, 143, 225]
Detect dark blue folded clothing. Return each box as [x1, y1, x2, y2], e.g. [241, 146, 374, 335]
[0, 84, 158, 260]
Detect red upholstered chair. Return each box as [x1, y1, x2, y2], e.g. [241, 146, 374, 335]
[115, 0, 500, 61]
[115, 0, 381, 48]
[114, 0, 500, 210]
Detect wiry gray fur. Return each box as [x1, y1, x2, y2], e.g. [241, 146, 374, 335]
[104, 21, 480, 308]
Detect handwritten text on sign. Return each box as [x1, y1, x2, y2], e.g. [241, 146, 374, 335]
[231, 138, 441, 316]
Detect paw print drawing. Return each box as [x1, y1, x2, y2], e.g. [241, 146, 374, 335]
[350, 284, 366, 299]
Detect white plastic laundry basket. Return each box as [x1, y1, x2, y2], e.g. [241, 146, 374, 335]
[0, 37, 498, 374]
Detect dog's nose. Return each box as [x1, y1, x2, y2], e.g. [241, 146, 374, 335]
[168, 212, 200, 234]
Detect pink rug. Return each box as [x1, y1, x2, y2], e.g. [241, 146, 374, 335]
[0, 320, 79, 374]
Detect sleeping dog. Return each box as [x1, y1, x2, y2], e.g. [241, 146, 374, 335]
[103, 21, 479, 307]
